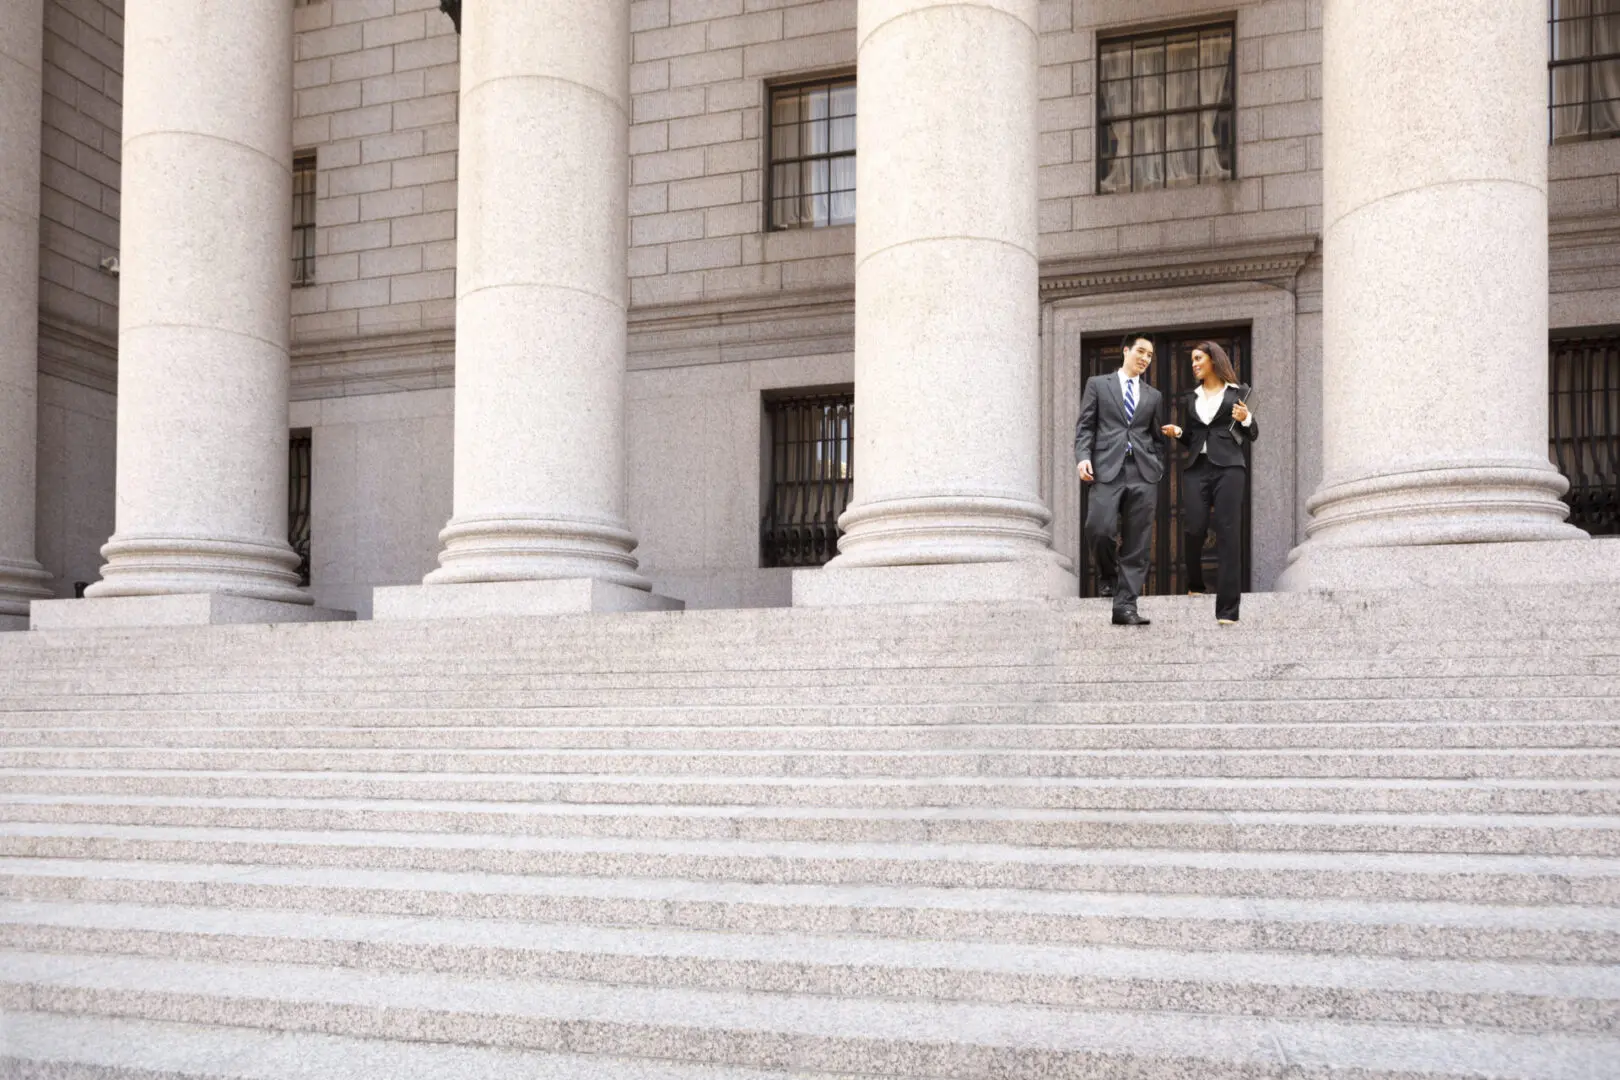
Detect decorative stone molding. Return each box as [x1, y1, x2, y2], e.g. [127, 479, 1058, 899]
[1039, 237, 1318, 299]
[291, 328, 456, 401]
[37, 315, 117, 395]
[629, 287, 855, 371]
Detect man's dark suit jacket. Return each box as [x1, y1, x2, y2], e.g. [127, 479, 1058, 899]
[1074, 372, 1168, 484]
[1174, 384, 1259, 468]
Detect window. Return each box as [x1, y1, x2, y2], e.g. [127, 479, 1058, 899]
[767, 77, 855, 230]
[289, 431, 312, 587]
[761, 390, 854, 567]
[1550, 333, 1620, 535]
[1551, 1, 1620, 143]
[1097, 23, 1235, 194]
[292, 151, 316, 286]
[1077, 329, 1252, 598]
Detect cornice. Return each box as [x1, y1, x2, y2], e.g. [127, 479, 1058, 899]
[1039, 237, 1319, 299]
[290, 327, 456, 401]
[37, 313, 117, 395]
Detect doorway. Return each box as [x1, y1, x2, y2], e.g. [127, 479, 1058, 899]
[1077, 327, 1254, 598]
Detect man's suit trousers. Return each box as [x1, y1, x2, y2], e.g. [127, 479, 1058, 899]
[1085, 454, 1156, 613]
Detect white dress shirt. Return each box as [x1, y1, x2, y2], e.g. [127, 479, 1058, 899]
[1117, 369, 1141, 411]
[1192, 382, 1251, 457]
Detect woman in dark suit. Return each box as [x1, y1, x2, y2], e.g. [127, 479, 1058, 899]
[1160, 341, 1256, 624]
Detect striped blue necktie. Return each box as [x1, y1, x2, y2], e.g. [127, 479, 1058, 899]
[1124, 378, 1136, 455]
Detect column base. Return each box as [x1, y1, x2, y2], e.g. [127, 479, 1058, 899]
[1277, 537, 1620, 593]
[793, 558, 1077, 607]
[0, 615, 29, 632]
[372, 578, 685, 620]
[29, 593, 355, 630]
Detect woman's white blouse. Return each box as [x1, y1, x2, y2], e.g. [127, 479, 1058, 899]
[1191, 382, 1238, 456]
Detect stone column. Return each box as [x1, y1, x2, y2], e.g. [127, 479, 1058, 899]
[376, 0, 678, 618]
[58, 0, 336, 625]
[1281, 0, 1605, 590]
[0, 0, 52, 627]
[796, 0, 1071, 605]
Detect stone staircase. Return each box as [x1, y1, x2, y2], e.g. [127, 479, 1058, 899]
[0, 587, 1617, 1078]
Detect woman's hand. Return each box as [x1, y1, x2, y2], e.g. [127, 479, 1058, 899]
[1161, 424, 1182, 439]
[1232, 402, 1251, 424]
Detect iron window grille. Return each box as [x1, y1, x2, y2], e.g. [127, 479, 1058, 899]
[1077, 329, 1253, 598]
[292, 151, 317, 286]
[289, 431, 312, 587]
[1550, 333, 1620, 535]
[761, 390, 854, 567]
[767, 76, 856, 231]
[1097, 22, 1236, 194]
[1551, 1, 1620, 143]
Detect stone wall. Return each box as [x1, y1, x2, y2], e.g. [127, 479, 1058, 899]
[290, 0, 459, 344]
[33, 0, 121, 597]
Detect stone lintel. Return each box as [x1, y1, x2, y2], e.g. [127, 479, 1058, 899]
[372, 579, 685, 620]
[1276, 537, 1620, 593]
[29, 594, 355, 630]
[792, 560, 1078, 608]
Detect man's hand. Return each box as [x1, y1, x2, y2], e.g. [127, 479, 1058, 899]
[1077, 460, 1094, 484]
[1232, 402, 1251, 424]
[1161, 425, 1181, 439]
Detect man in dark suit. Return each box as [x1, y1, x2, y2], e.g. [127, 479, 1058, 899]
[1074, 332, 1167, 626]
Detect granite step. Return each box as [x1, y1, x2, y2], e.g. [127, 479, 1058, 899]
[3, 720, 1615, 751]
[1, 950, 1614, 1078]
[1, 795, 1615, 856]
[4, 672, 1613, 711]
[3, 900, 1616, 1033]
[9, 645, 1618, 684]
[4, 697, 1617, 728]
[4, 849, 1618, 939]
[6, 769, 1616, 815]
[0, 1010, 832, 1080]
[3, 745, 1616, 778]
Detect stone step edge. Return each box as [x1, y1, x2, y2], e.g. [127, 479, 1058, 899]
[0, 950, 1611, 1080]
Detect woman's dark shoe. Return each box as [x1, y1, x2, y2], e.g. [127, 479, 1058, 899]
[1112, 610, 1151, 626]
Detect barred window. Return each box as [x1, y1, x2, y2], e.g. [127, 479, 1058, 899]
[1551, 1, 1620, 143]
[767, 77, 855, 231]
[289, 431, 312, 587]
[1097, 23, 1235, 194]
[1550, 333, 1620, 535]
[292, 151, 316, 286]
[761, 390, 854, 567]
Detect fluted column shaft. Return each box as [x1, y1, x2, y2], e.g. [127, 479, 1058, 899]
[1301, 0, 1580, 553]
[0, 0, 53, 617]
[829, 0, 1055, 567]
[86, 0, 305, 603]
[426, 0, 648, 589]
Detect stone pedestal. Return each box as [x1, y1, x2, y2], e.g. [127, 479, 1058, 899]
[0, 0, 53, 624]
[83, 0, 309, 612]
[808, 0, 1068, 599]
[793, 559, 1075, 608]
[374, 579, 683, 620]
[415, 0, 673, 616]
[31, 594, 353, 630]
[1283, 0, 1584, 590]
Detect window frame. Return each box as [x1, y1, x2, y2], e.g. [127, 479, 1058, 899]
[1094, 21, 1238, 196]
[760, 387, 855, 568]
[292, 150, 317, 287]
[1549, 3, 1620, 144]
[764, 73, 857, 233]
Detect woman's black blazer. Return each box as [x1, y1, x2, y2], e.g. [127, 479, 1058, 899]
[1175, 385, 1258, 469]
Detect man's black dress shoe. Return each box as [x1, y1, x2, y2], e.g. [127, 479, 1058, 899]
[1112, 610, 1151, 626]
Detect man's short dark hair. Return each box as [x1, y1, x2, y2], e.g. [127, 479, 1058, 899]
[1120, 331, 1155, 354]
